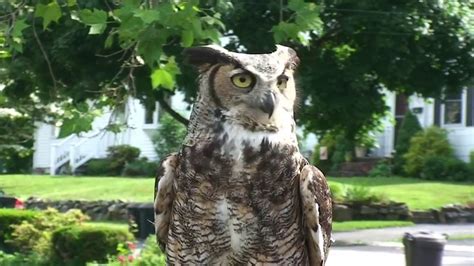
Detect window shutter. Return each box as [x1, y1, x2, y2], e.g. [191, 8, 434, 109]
[434, 99, 441, 126]
[467, 88, 474, 127]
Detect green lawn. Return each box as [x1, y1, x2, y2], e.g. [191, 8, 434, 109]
[332, 220, 414, 232]
[328, 176, 474, 210]
[0, 175, 154, 202]
[1, 175, 472, 210]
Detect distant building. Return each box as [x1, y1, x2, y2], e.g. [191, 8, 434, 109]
[372, 88, 474, 162]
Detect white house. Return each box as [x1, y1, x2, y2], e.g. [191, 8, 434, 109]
[372, 88, 474, 162]
[33, 93, 190, 175]
[33, 88, 473, 175]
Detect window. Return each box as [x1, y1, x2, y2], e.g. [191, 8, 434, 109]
[443, 92, 462, 124]
[144, 102, 157, 124]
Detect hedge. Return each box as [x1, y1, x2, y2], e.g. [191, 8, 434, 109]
[0, 209, 38, 252]
[51, 225, 133, 265]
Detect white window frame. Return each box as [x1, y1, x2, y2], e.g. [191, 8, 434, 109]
[441, 89, 467, 128]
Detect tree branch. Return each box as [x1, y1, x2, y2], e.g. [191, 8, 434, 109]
[32, 23, 57, 98]
[157, 93, 189, 126]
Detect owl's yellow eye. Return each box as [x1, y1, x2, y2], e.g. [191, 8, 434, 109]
[231, 73, 254, 88]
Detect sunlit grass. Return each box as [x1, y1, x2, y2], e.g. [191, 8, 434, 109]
[333, 220, 414, 232]
[1, 175, 472, 210]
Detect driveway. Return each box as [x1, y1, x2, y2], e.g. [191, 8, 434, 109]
[328, 224, 474, 266]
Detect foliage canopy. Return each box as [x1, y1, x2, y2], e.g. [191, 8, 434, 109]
[0, 0, 472, 147]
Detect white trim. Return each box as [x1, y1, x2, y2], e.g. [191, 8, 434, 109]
[441, 90, 467, 128]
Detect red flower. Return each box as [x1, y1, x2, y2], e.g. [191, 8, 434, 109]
[127, 241, 137, 250]
[128, 255, 134, 262]
[118, 255, 126, 263]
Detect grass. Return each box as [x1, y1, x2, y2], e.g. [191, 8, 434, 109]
[332, 220, 414, 232]
[0, 175, 154, 202]
[328, 176, 474, 210]
[85, 221, 129, 230]
[0, 175, 472, 210]
[448, 234, 474, 240]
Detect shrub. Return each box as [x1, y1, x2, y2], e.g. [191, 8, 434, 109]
[8, 208, 89, 258]
[0, 209, 38, 252]
[312, 131, 351, 173]
[107, 145, 141, 175]
[329, 183, 344, 202]
[122, 158, 157, 177]
[421, 156, 472, 181]
[51, 225, 133, 265]
[0, 251, 48, 266]
[83, 158, 113, 176]
[393, 111, 422, 174]
[469, 150, 474, 170]
[344, 186, 387, 204]
[404, 126, 453, 177]
[153, 113, 187, 160]
[133, 235, 166, 266]
[369, 160, 392, 177]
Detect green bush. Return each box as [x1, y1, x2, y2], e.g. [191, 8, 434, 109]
[8, 208, 89, 258]
[107, 145, 141, 176]
[0, 251, 48, 266]
[312, 131, 351, 173]
[469, 150, 474, 170]
[344, 186, 387, 204]
[421, 156, 473, 182]
[123, 158, 157, 177]
[51, 225, 133, 265]
[0, 209, 38, 252]
[393, 111, 422, 174]
[83, 158, 113, 176]
[153, 113, 187, 160]
[369, 160, 392, 177]
[404, 126, 453, 177]
[133, 235, 166, 266]
[329, 183, 344, 202]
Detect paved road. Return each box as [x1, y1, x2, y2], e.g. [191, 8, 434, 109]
[334, 224, 474, 244]
[328, 224, 474, 266]
[328, 241, 474, 266]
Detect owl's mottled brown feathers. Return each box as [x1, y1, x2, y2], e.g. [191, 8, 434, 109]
[154, 45, 332, 265]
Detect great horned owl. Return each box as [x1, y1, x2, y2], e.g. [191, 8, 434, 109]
[154, 45, 332, 265]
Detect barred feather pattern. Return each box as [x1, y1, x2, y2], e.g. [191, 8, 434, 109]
[167, 126, 308, 264]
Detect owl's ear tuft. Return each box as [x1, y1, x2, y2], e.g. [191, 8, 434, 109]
[183, 46, 240, 70]
[286, 47, 300, 70]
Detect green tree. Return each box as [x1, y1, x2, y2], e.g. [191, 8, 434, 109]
[393, 110, 422, 174]
[153, 112, 187, 160]
[1, 0, 472, 146]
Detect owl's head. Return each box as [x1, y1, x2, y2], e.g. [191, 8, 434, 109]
[184, 45, 299, 131]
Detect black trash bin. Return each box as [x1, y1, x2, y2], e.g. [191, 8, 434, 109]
[403, 231, 447, 266]
[127, 203, 155, 239]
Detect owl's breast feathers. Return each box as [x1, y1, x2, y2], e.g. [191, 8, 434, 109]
[155, 122, 332, 265]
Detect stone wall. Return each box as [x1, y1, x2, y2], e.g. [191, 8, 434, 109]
[25, 197, 132, 221]
[25, 197, 474, 224]
[333, 201, 411, 221]
[411, 204, 474, 224]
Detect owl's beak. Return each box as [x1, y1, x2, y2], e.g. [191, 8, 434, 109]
[259, 91, 276, 118]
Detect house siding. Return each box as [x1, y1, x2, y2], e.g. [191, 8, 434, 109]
[32, 122, 55, 169]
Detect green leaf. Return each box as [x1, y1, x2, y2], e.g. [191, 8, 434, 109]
[35, 1, 62, 29]
[133, 9, 160, 24]
[67, 0, 77, 7]
[151, 68, 174, 90]
[79, 9, 108, 35]
[89, 24, 106, 34]
[12, 19, 29, 38]
[181, 30, 194, 47]
[79, 9, 107, 25]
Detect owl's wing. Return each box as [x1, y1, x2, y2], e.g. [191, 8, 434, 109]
[154, 153, 178, 251]
[299, 162, 333, 266]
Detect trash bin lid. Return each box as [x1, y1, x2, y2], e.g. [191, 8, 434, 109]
[404, 231, 448, 244]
